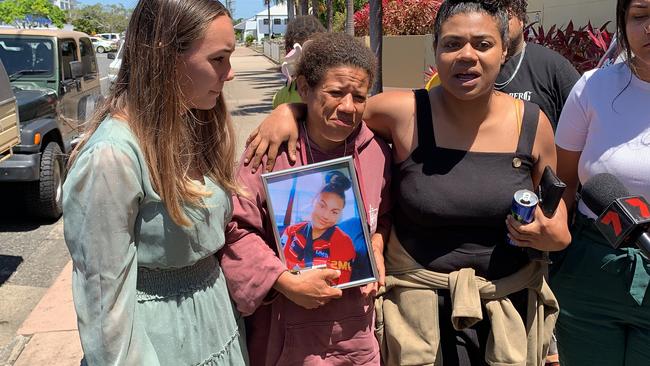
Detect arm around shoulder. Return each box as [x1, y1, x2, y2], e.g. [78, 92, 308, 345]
[363, 90, 416, 144]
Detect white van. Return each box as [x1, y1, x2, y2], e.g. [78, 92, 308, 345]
[107, 42, 123, 84]
[97, 33, 121, 44]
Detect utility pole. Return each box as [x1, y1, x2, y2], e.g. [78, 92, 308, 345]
[225, 0, 236, 17]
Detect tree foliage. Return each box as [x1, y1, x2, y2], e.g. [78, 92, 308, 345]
[320, 0, 366, 31]
[69, 3, 131, 35]
[355, 0, 441, 36]
[0, 0, 66, 28]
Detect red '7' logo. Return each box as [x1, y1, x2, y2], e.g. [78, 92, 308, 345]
[625, 198, 650, 218]
[600, 198, 650, 237]
[602, 212, 623, 236]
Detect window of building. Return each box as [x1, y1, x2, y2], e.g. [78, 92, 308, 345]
[284, 18, 289, 25]
[273, 18, 281, 25]
[263, 19, 269, 25]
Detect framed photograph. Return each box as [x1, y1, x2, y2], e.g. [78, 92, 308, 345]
[261, 156, 378, 289]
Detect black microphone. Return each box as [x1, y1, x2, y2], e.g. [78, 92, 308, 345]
[581, 173, 650, 257]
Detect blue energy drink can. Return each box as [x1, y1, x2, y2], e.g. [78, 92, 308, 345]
[508, 189, 539, 246]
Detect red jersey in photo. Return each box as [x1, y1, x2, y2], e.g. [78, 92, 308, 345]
[282, 222, 356, 284]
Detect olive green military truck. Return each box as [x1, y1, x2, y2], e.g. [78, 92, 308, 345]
[0, 29, 103, 219]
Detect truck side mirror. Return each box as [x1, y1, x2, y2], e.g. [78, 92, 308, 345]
[70, 61, 83, 79]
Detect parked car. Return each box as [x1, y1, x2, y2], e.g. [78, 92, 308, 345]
[0, 29, 103, 219]
[0, 60, 19, 163]
[107, 42, 123, 84]
[90, 36, 116, 54]
[96, 32, 121, 45]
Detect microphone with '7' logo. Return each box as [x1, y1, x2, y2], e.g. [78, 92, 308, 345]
[581, 173, 650, 257]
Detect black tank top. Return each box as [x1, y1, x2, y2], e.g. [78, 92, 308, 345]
[393, 89, 538, 279]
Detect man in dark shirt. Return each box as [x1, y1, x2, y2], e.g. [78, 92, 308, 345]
[498, 3, 579, 365]
[497, 0, 580, 130]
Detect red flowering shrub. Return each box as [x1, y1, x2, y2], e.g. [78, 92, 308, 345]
[354, 0, 442, 36]
[525, 21, 614, 73]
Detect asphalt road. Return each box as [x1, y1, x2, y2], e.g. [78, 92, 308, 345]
[0, 52, 113, 354]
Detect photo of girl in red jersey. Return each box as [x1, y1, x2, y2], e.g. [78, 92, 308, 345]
[281, 171, 356, 285]
[262, 156, 378, 289]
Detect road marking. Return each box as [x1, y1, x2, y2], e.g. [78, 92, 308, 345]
[100, 77, 109, 82]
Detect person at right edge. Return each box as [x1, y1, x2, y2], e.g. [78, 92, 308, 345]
[552, 0, 650, 365]
[243, 1, 571, 364]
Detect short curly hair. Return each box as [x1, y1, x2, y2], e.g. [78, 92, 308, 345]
[501, 0, 528, 23]
[284, 16, 326, 52]
[296, 32, 376, 89]
[434, 0, 510, 47]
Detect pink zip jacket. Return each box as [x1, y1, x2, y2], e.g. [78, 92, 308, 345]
[219, 122, 392, 366]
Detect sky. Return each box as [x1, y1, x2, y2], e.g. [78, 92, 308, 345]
[233, 1, 264, 21]
[76, 0, 265, 20]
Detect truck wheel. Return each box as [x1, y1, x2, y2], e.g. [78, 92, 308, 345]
[27, 142, 64, 219]
[96, 46, 105, 54]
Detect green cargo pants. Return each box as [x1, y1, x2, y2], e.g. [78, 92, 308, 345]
[550, 213, 650, 366]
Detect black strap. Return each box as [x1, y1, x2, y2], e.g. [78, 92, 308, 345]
[413, 89, 436, 148]
[515, 101, 539, 157]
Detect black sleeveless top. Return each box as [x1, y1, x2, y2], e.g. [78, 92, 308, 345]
[393, 89, 539, 279]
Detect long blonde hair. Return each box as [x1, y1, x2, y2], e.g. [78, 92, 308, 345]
[70, 0, 237, 226]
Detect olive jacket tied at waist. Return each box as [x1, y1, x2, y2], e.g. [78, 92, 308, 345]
[375, 228, 559, 366]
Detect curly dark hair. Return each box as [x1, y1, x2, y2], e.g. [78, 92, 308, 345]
[296, 32, 376, 89]
[284, 16, 326, 52]
[320, 171, 352, 203]
[500, 0, 528, 23]
[433, 0, 510, 48]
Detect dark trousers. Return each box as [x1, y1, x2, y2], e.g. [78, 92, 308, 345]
[436, 289, 528, 366]
[550, 214, 650, 366]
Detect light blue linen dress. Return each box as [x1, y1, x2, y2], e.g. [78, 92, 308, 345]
[62, 117, 248, 365]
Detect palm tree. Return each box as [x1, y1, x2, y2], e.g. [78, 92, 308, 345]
[326, 0, 333, 31]
[369, 0, 383, 94]
[345, 0, 354, 35]
[311, 0, 319, 18]
[264, 0, 272, 37]
[300, 0, 309, 15]
[286, 0, 295, 21]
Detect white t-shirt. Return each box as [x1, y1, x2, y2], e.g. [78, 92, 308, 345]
[556, 62, 650, 218]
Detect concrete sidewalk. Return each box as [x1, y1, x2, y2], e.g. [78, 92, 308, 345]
[4, 46, 283, 366]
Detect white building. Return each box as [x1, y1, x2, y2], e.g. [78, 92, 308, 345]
[254, 3, 289, 41]
[234, 17, 257, 43]
[51, 0, 74, 11]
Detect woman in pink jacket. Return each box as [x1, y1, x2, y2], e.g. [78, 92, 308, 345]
[219, 32, 392, 365]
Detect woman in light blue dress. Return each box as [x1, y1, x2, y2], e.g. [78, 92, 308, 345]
[62, 0, 248, 365]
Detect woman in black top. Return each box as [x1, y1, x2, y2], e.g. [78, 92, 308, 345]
[246, 1, 571, 364]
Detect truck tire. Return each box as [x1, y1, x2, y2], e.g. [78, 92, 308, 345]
[26, 142, 64, 219]
[96, 46, 105, 54]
